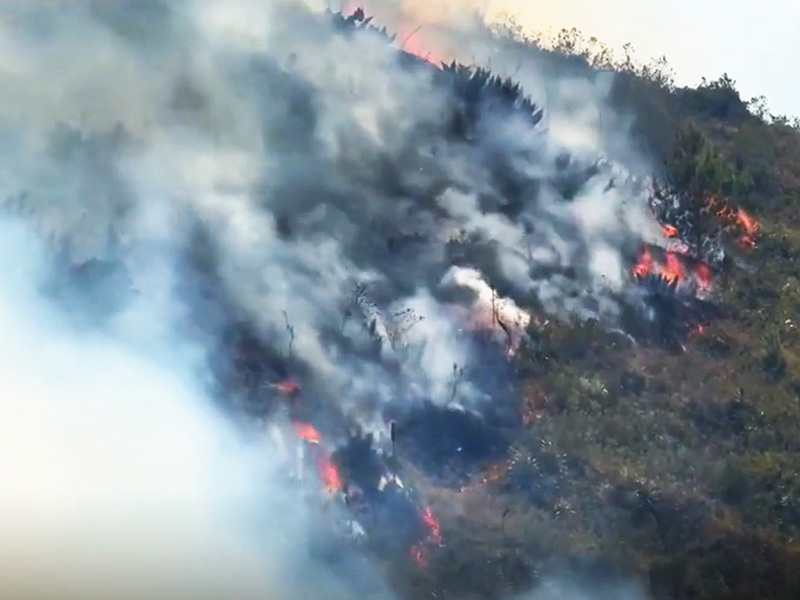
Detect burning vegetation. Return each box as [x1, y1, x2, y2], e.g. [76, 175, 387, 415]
[4, 3, 800, 600]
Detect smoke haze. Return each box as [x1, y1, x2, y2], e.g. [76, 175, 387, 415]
[0, 1, 659, 599]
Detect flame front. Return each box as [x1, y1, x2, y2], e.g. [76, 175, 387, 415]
[632, 246, 713, 291]
[420, 507, 442, 546]
[410, 506, 443, 568]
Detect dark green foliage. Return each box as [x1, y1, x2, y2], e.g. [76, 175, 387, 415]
[763, 335, 788, 382]
[715, 459, 751, 506]
[649, 124, 753, 262]
[677, 74, 753, 123]
[440, 62, 544, 132]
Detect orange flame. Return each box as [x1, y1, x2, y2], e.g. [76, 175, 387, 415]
[420, 507, 442, 545]
[318, 450, 342, 494]
[291, 422, 341, 494]
[661, 252, 686, 284]
[293, 422, 321, 444]
[736, 208, 759, 236]
[409, 506, 443, 568]
[708, 196, 760, 249]
[694, 263, 712, 292]
[690, 323, 708, 337]
[632, 248, 656, 279]
[662, 225, 679, 238]
[273, 379, 301, 395]
[631, 247, 694, 287]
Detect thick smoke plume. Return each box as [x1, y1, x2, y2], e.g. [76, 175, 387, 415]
[0, 1, 664, 598]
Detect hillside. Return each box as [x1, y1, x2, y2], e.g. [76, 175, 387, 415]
[390, 20, 800, 600]
[3, 5, 800, 600]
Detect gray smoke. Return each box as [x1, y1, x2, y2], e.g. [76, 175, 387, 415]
[0, 0, 656, 416]
[0, 213, 396, 600]
[519, 576, 652, 600]
[0, 1, 661, 598]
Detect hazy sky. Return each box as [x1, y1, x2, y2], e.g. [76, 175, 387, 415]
[397, 0, 799, 117]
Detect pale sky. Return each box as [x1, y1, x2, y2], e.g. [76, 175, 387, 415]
[396, 0, 800, 118]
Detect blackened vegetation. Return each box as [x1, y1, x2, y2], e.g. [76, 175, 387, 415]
[332, 433, 431, 557]
[620, 273, 724, 352]
[389, 401, 511, 486]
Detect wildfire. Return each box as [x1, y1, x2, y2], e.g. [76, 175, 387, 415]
[420, 507, 442, 546]
[694, 263, 713, 292]
[446, 266, 531, 358]
[632, 248, 656, 279]
[272, 379, 301, 396]
[662, 224, 679, 238]
[630, 246, 715, 291]
[661, 252, 686, 284]
[709, 196, 760, 248]
[293, 422, 321, 444]
[736, 208, 759, 236]
[317, 450, 343, 494]
[291, 421, 342, 494]
[409, 505, 443, 568]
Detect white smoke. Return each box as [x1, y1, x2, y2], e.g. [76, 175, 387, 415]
[0, 211, 396, 600]
[519, 576, 652, 600]
[0, 1, 662, 598]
